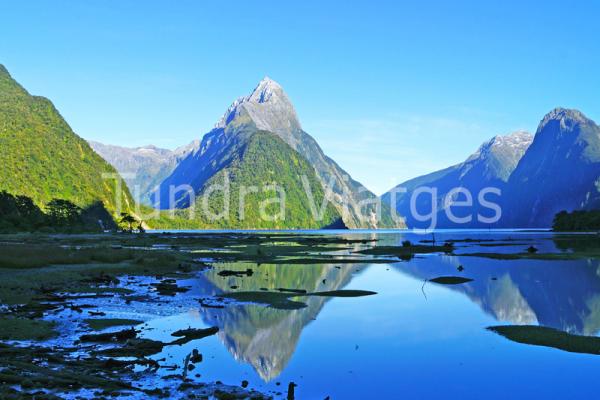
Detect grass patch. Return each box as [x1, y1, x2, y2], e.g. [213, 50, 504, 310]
[0, 317, 56, 341]
[222, 291, 308, 310]
[460, 251, 600, 261]
[221, 289, 377, 309]
[0, 244, 134, 269]
[488, 325, 600, 355]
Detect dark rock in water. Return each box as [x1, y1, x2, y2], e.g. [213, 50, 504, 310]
[80, 328, 138, 343]
[218, 269, 254, 277]
[95, 338, 166, 358]
[457, 265, 464, 272]
[527, 246, 539, 253]
[170, 326, 219, 345]
[429, 276, 473, 285]
[191, 349, 203, 363]
[287, 382, 297, 400]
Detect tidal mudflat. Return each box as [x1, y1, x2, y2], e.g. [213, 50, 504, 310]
[1, 230, 600, 399]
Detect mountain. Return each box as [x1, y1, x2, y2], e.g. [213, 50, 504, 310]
[500, 108, 600, 227]
[382, 131, 533, 228]
[0, 64, 132, 215]
[155, 77, 402, 229]
[89, 140, 200, 205]
[166, 130, 341, 229]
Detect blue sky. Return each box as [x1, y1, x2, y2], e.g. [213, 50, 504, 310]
[1, 1, 598, 194]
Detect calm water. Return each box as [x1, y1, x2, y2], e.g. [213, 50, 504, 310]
[128, 231, 600, 398]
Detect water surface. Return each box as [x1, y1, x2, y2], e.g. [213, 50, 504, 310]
[129, 230, 600, 398]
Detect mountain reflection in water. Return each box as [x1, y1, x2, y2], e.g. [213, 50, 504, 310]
[194, 261, 367, 381]
[179, 233, 600, 384]
[396, 255, 600, 335]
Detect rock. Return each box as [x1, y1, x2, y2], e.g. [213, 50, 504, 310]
[287, 382, 297, 400]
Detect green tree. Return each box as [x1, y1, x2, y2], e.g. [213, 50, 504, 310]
[46, 199, 82, 226]
[119, 213, 137, 232]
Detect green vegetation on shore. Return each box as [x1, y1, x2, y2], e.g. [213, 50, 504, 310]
[553, 209, 600, 231]
[0, 191, 117, 232]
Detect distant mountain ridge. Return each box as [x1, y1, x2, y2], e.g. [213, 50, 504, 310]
[499, 108, 600, 227]
[89, 140, 200, 205]
[383, 107, 600, 229]
[155, 77, 401, 229]
[382, 130, 533, 228]
[0, 64, 132, 217]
